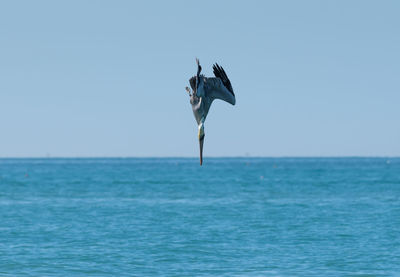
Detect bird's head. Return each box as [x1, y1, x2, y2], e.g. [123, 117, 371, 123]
[198, 123, 205, 166]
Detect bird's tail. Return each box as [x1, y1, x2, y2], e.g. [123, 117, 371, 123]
[196, 58, 202, 77]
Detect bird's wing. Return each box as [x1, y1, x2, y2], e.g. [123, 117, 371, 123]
[203, 64, 235, 105]
[213, 63, 234, 96]
[189, 76, 197, 92]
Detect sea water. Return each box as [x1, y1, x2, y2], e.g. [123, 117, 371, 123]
[0, 158, 399, 276]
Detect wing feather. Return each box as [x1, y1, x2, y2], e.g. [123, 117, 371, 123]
[203, 77, 235, 105]
[189, 76, 196, 92]
[213, 63, 234, 96]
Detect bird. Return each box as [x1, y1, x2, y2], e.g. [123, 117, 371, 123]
[185, 58, 236, 165]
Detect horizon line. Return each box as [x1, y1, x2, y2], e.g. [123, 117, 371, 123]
[0, 156, 399, 159]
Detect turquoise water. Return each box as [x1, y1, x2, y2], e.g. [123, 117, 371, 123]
[0, 158, 399, 276]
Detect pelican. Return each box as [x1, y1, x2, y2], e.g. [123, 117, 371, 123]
[185, 58, 236, 165]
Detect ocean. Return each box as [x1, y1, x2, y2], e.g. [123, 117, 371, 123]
[0, 158, 399, 276]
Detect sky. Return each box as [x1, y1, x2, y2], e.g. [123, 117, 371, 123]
[0, 1, 399, 157]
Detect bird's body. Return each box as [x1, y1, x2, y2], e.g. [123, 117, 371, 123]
[186, 59, 236, 165]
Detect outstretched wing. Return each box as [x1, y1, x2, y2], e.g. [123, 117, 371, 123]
[204, 77, 235, 105]
[203, 63, 235, 105]
[213, 63, 234, 96]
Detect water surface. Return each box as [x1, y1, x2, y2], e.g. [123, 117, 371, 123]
[0, 158, 399, 276]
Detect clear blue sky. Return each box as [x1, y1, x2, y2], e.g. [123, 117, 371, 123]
[1, 1, 399, 157]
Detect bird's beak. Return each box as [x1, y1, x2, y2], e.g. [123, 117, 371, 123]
[199, 136, 204, 166]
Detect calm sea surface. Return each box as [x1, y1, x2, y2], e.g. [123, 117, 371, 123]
[0, 158, 399, 276]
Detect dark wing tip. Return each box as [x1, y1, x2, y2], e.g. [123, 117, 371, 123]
[213, 63, 234, 96]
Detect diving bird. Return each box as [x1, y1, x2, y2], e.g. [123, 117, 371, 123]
[185, 58, 236, 165]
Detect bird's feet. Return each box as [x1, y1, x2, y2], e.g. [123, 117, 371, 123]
[185, 86, 192, 96]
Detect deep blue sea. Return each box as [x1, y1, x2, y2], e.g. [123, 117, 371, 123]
[0, 158, 399, 276]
